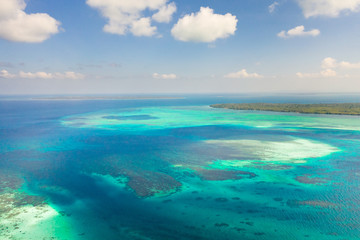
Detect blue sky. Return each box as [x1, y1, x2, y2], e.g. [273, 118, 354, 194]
[0, 0, 360, 94]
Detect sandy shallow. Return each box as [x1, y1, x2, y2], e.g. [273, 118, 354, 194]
[204, 138, 340, 163]
[0, 169, 75, 240]
[0, 193, 75, 240]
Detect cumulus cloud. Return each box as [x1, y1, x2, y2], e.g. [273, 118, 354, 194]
[19, 71, 53, 79]
[0, 70, 84, 80]
[59, 72, 86, 80]
[278, 25, 320, 38]
[321, 57, 338, 69]
[0, 70, 16, 79]
[339, 61, 360, 69]
[86, 0, 176, 37]
[0, 0, 60, 43]
[322, 57, 360, 69]
[297, 0, 360, 18]
[20, 71, 85, 80]
[269, 2, 280, 13]
[131, 17, 157, 36]
[152, 73, 177, 79]
[224, 69, 263, 79]
[152, 2, 176, 23]
[296, 69, 337, 78]
[297, 57, 360, 78]
[320, 68, 337, 77]
[171, 7, 237, 43]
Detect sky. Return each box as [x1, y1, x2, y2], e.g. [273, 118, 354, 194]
[0, 0, 360, 95]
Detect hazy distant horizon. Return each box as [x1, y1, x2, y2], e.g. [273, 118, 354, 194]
[1, 91, 360, 96]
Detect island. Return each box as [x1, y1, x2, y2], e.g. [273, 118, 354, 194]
[210, 103, 360, 115]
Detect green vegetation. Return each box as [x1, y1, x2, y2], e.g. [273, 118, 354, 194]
[210, 103, 360, 115]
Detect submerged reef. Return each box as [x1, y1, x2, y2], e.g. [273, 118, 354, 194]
[123, 170, 182, 198]
[0, 171, 46, 208]
[193, 168, 256, 181]
[287, 199, 336, 208]
[295, 175, 329, 185]
[299, 200, 336, 208]
[85, 155, 182, 198]
[0, 170, 63, 240]
[0, 170, 23, 192]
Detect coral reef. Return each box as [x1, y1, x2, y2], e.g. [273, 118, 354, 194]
[123, 170, 182, 197]
[295, 175, 328, 185]
[193, 168, 256, 181]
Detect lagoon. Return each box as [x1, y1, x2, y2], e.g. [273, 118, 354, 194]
[1, 95, 360, 239]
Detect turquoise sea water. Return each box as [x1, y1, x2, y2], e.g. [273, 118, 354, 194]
[1, 95, 360, 239]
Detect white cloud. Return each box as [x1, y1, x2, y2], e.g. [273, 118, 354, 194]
[153, 73, 177, 79]
[297, 0, 360, 18]
[171, 7, 237, 43]
[19, 71, 53, 79]
[339, 61, 360, 69]
[0, 0, 60, 43]
[269, 2, 280, 13]
[152, 2, 176, 23]
[86, 0, 176, 37]
[320, 68, 337, 77]
[322, 57, 360, 69]
[297, 57, 360, 78]
[224, 69, 263, 79]
[1, 70, 84, 80]
[0, 70, 16, 79]
[278, 25, 320, 38]
[131, 17, 157, 36]
[321, 57, 338, 69]
[59, 72, 86, 80]
[296, 69, 337, 78]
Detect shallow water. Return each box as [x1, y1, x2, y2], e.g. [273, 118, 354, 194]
[1, 95, 360, 239]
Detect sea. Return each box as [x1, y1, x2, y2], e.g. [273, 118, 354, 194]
[1, 93, 360, 240]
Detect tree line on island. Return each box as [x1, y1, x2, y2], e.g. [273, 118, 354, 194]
[210, 103, 360, 115]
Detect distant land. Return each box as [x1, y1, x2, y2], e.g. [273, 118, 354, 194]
[210, 103, 360, 115]
[31, 96, 185, 101]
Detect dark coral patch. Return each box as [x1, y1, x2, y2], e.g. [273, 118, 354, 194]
[93, 155, 182, 198]
[124, 170, 182, 198]
[298, 200, 336, 208]
[13, 194, 45, 207]
[214, 223, 229, 227]
[194, 168, 256, 181]
[287, 199, 335, 208]
[214, 197, 228, 203]
[234, 227, 246, 232]
[0, 170, 23, 192]
[295, 175, 328, 185]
